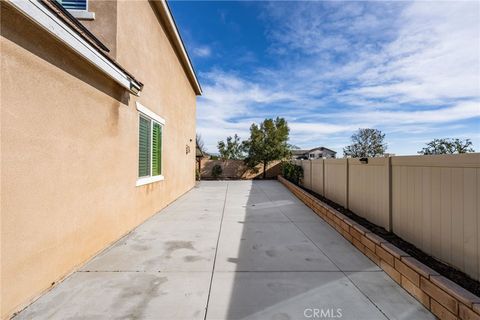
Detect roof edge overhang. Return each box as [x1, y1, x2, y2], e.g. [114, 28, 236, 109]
[7, 0, 144, 95]
[152, 0, 202, 96]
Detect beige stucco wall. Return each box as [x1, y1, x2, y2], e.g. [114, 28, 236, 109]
[1, 1, 196, 318]
[81, 1, 118, 58]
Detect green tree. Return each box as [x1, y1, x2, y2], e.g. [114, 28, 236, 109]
[243, 117, 291, 179]
[343, 128, 387, 158]
[211, 164, 222, 179]
[217, 134, 244, 161]
[418, 138, 474, 155]
[281, 161, 303, 185]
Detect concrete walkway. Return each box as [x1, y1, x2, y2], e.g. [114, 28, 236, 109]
[16, 181, 435, 320]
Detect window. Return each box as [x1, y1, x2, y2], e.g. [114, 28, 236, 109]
[57, 0, 95, 20]
[136, 103, 165, 186]
[58, 0, 87, 10]
[309, 153, 315, 159]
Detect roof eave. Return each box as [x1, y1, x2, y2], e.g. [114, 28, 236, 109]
[8, 0, 144, 96]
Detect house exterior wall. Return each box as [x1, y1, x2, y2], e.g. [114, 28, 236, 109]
[0, 1, 196, 318]
[294, 149, 336, 160]
[81, 0, 118, 58]
[309, 149, 335, 159]
[309, 150, 322, 159]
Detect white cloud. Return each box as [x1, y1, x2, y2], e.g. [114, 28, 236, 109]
[333, 101, 480, 125]
[193, 45, 212, 58]
[197, 71, 291, 152]
[196, 1, 480, 155]
[350, 1, 480, 104]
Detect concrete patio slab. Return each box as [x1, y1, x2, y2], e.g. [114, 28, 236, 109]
[279, 204, 327, 222]
[81, 220, 220, 272]
[215, 221, 339, 272]
[295, 221, 381, 272]
[206, 271, 388, 320]
[346, 271, 436, 320]
[151, 207, 224, 222]
[15, 271, 211, 320]
[15, 180, 434, 320]
[223, 206, 291, 222]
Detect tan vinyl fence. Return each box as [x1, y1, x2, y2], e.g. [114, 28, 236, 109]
[391, 154, 480, 281]
[311, 159, 325, 195]
[300, 160, 312, 189]
[349, 157, 391, 230]
[324, 159, 348, 208]
[296, 153, 480, 280]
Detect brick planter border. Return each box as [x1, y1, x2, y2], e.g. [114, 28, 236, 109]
[278, 175, 480, 320]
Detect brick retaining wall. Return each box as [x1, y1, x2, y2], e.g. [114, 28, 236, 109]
[278, 175, 480, 320]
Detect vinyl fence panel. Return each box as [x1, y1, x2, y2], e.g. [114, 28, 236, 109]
[324, 159, 348, 207]
[311, 159, 324, 196]
[300, 160, 312, 189]
[391, 154, 480, 280]
[348, 157, 391, 230]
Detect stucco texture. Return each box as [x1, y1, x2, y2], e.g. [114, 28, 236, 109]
[1, 1, 197, 318]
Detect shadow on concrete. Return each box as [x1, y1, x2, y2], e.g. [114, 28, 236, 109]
[213, 180, 435, 320]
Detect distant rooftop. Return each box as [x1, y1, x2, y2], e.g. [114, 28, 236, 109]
[292, 147, 337, 155]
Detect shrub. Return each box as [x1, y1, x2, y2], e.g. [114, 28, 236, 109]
[281, 161, 303, 184]
[212, 164, 223, 179]
[195, 168, 200, 181]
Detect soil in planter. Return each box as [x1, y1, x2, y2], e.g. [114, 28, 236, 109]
[298, 184, 480, 297]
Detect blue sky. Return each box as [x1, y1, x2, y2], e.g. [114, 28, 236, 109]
[169, 1, 480, 155]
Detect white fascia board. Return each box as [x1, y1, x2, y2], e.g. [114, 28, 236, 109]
[136, 102, 165, 125]
[8, 0, 141, 95]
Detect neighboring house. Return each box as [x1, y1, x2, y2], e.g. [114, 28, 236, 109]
[292, 147, 337, 160]
[1, 0, 201, 318]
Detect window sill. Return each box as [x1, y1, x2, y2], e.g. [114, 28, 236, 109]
[136, 175, 164, 187]
[68, 9, 95, 20]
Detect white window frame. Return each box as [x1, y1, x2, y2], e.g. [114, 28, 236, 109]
[68, 9, 95, 20]
[62, 0, 95, 20]
[136, 102, 165, 187]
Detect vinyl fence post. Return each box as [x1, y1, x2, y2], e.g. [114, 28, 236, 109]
[322, 159, 325, 196]
[309, 159, 313, 190]
[345, 158, 349, 209]
[386, 156, 393, 232]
